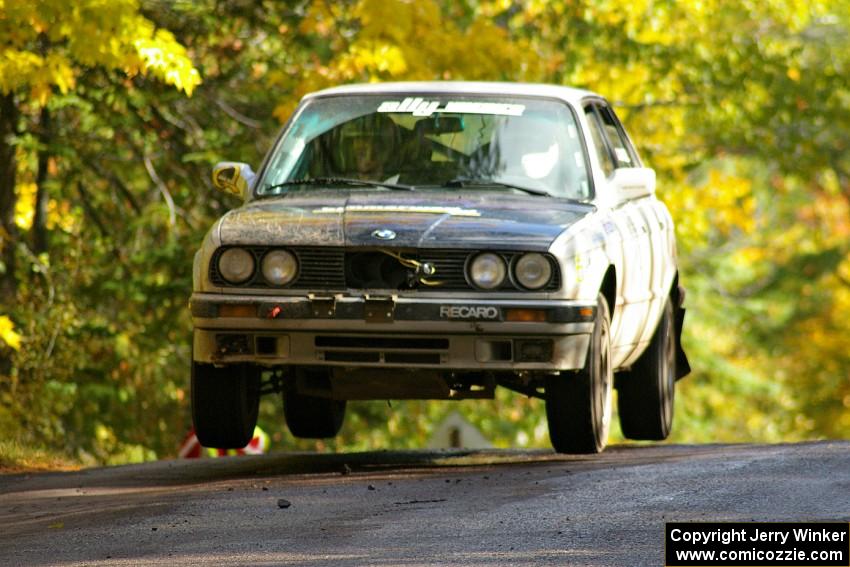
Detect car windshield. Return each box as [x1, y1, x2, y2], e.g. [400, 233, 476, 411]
[256, 94, 592, 200]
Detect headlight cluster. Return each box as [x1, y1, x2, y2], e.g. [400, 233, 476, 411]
[514, 253, 553, 290]
[218, 248, 254, 284]
[217, 248, 299, 286]
[261, 250, 298, 285]
[468, 253, 506, 290]
[467, 252, 554, 290]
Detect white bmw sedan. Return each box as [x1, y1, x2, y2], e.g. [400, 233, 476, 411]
[190, 81, 690, 454]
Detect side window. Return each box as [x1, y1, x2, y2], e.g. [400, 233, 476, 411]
[597, 104, 640, 168]
[583, 105, 615, 178]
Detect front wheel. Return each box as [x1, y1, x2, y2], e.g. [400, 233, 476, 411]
[283, 368, 346, 439]
[546, 293, 613, 454]
[617, 296, 676, 440]
[191, 362, 260, 448]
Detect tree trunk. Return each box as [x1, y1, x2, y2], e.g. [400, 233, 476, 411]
[0, 92, 18, 298]
[32, 105, 51, 254]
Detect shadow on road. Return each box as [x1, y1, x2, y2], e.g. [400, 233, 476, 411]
[0, 442, 781, 493]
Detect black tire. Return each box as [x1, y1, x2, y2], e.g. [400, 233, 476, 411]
[283, 368, 346, 439]
[191, 362, 261, 448]
[546, 293, 613, 454]
[617, 296, 676, 440]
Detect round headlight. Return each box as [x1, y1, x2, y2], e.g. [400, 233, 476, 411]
[218, 248, 255, 284]
[469, 253, 507, 290]
[262, 249, 298, 286]
[514, 253, 553, 289]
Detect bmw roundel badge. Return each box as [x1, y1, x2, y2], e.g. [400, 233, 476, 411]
[372, 229, 397, 240]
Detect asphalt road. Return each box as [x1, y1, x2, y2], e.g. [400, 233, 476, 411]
[1, 441, 848, 566]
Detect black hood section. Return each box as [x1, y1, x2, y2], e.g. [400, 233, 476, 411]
[220, 191, 593, 251]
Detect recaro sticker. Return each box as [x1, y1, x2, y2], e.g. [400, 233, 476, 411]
[378, 97, 525, 117]
[439, 305, 500, 320]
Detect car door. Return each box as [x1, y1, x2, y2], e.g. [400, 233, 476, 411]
[584, 101, 655, 363]
[596, 103, 674, 349]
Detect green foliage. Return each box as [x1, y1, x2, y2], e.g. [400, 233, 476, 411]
[0, 438, 82, 472]
[1, 0, 849, 466]
[0, 0, 200, 99]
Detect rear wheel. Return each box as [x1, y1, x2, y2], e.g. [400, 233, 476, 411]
[191, 362, 260, 448]
[283, 368, 346, 439]
[617, 296, 676, 440]
[546, 293, 613, 454]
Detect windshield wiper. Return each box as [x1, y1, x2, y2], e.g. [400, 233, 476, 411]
[262, 176, 415, 195]
[443, 177, 551, 197]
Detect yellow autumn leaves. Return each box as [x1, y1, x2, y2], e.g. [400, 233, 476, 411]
[0, 315, 20, 351]
[666, 169, 758, 247]
[0, 0, 200, 102]
[271, 0, 540, 122]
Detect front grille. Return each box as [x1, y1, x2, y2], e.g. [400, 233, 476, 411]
[315, 336, 449, 349]
[384, 352, 442, 364]
[294, 248, 346, 288]
[324, 351, 381, 363]
[315, 335, 448, 365]
[418, 249, 471, 290]
[209, 247, 559, 292]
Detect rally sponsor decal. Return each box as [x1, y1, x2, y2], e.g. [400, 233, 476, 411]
[439, 305, 500, 320]
[377, 97, 525, 117]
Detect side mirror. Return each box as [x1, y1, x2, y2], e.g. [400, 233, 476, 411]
[610, 167, 656, 201]
[212, 162, 256, 199]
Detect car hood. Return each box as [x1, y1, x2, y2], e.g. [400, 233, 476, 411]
[218, 191, 594, 251]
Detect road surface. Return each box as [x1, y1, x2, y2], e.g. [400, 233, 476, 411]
[1, 441, 848, 566]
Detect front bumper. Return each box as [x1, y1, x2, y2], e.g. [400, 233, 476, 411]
[191, 293, 595, 371]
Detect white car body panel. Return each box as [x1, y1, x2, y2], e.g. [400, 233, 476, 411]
[192, 81, 684, 379]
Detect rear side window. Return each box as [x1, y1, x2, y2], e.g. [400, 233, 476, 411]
[596, 104, 640, 168]
[584, 105, 615, 177]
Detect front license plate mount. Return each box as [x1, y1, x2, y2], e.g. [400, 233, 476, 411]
[365, 297, 394, 323]
[310, 296, 336, 318]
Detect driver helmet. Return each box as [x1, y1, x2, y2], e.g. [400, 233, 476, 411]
[337, 113, 401, 179]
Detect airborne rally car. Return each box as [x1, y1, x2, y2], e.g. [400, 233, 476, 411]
[190, 82, 690, 454]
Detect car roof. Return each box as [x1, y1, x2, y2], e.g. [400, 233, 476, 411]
[303, 81, 600, 106]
